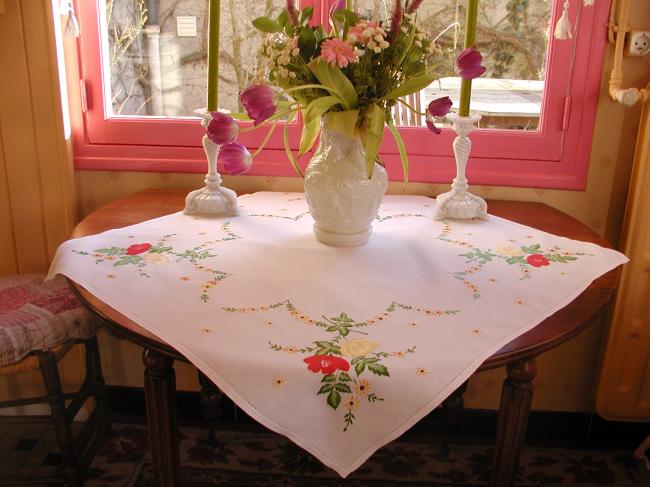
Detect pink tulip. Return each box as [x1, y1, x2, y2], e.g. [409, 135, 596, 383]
[426, 96, 452, 134]
[218, 141, 252, 175]
[456, 47, 486, 80]
[239, 85, 277, 126]
[206, 112, 238, 145]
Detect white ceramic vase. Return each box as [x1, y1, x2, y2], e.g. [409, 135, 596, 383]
[304, 122, 388, 246]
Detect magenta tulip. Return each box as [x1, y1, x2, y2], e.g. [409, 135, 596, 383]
[206, 112, 238, 145]
[329, 0, 346, 15]
[239, 85, 277, 126]
[426, 96, 452, 134]
[218, 141, 252, 175]
[456, 47, 486, 80]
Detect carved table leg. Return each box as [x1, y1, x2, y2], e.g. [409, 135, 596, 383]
[198, 370, 224, 447]
[489, 358, 537, 487]
[439, 381, 468, 455]
[143, 349, 179, 487]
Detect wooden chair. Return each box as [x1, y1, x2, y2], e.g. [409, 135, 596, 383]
[0, 274, 108, 486]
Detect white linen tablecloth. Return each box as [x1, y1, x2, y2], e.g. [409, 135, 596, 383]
[47, 192, 627, 477]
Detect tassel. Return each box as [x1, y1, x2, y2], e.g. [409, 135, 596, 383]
[60, 1, 80, 38]
[554, 1, 573, 40]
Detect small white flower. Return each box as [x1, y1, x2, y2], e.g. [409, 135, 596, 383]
[373, 46, 381, 53]
[415, 40, 423, 48]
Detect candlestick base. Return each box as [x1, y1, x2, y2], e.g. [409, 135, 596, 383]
[183, 110, 239, 217]
[433, 113, 488, 221]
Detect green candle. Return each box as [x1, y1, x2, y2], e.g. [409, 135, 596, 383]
[207, 0, 220, 111]
[458, 0, 478, 117]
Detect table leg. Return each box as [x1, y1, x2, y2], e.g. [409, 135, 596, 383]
[489, 358, 537, 487]
[143, 349, 179, 486]
[198, 370, 224, 447]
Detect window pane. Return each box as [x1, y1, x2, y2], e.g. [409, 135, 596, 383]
[355, 0, 551, 131]
[104, 0, 285, 118]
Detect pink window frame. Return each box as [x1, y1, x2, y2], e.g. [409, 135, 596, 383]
[71, 0, 611, 190]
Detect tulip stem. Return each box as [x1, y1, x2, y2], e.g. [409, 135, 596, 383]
[251, 122, 278, 158]
[397, 98, 426, 116]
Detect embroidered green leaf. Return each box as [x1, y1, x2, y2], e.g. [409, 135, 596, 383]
[354, 362, 365, 376]
[149, 246, 172, 253]
[338, 372, 352, 382]
[114, 255, 142, 266]
[367, 363, 390, 377]
[318, 384, 333, 395]
[335, 383, 352, 393]
[95, 247, 124, 255]
[521, 244, 541, 254]
[327, 389, 341, 409]
[321, 374, 336, 383]
[506, 256, 527, 265]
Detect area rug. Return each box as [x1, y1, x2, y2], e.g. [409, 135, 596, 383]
[85, 424, 650, 486]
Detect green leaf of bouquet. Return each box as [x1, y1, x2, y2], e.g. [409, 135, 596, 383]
[299, 6, 314, 25]
[387, 120, 409, 184]
[277, 10, 288, 27]
[325, 109, 359, 138]
[308, 60, 357, 109]
[304, 96, 341, 124]
[327, 389, 341, 409]
[367, 363, 390, 377]
[313, 25, 327, 42]
[386, 71, 437, 100]
[363, 103, 385, 179]
[298, 114, 320, 156]
[283, 112, 304, 178]
[298, 27, 317, 60]
[252, 17, 282, 33]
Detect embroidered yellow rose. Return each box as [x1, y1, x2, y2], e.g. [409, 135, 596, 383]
[495, 246, 524, 257]
[340, 338, 379, 358]
[143, 253, 170, 265]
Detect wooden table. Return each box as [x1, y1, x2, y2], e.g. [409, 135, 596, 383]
[69, 189, 620, 487]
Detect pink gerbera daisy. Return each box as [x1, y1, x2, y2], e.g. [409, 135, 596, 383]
[320, 38, 358, 68]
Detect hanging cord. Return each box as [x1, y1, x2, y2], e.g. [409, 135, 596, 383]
[60, 0, 80, 38]
[554, 1, 573, 40]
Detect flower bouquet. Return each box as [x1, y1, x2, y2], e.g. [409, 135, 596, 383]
[207, 0, 486, 244]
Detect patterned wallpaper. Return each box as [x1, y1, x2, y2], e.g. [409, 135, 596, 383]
[74, 41, 650, 413]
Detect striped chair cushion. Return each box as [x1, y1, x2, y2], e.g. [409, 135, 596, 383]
[0, 274, 96, 367]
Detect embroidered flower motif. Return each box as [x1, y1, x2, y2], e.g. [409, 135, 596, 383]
[201, 327, 213, 334]
[126, 243, 152, 255]
[355, 379, 371, 395]
[344, 396, 360, 412]
[515, 298, 526, 305]
[303, 355, 350, 374]
[526, 254, 550, 267]
[143, 253, 170, 265]
[496, 246, 524, 257]
[272, 376, 285, 388]
[180, 276, 190, 282]
[340, 338, 379, 358]
[416, 367, 428, 376]
[470, 328, 481, 335]
[106, 274, 116, 279]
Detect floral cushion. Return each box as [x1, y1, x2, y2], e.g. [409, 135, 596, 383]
[0, 274, 96, 367]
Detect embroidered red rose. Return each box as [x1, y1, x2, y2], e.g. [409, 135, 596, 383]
[303, 355, 350, 374]
[526, 254, 550, 267]
[126, 243, 152, 255]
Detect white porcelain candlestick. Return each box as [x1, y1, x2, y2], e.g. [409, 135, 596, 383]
[183, 110, 238, 217]
[433, 113, 488, 221]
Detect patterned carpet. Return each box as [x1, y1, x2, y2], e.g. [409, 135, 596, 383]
[1, 421, 648, 486]
[81, 424, 649, 487]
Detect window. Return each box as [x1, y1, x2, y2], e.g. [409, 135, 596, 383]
[72, 0, 611, 189]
